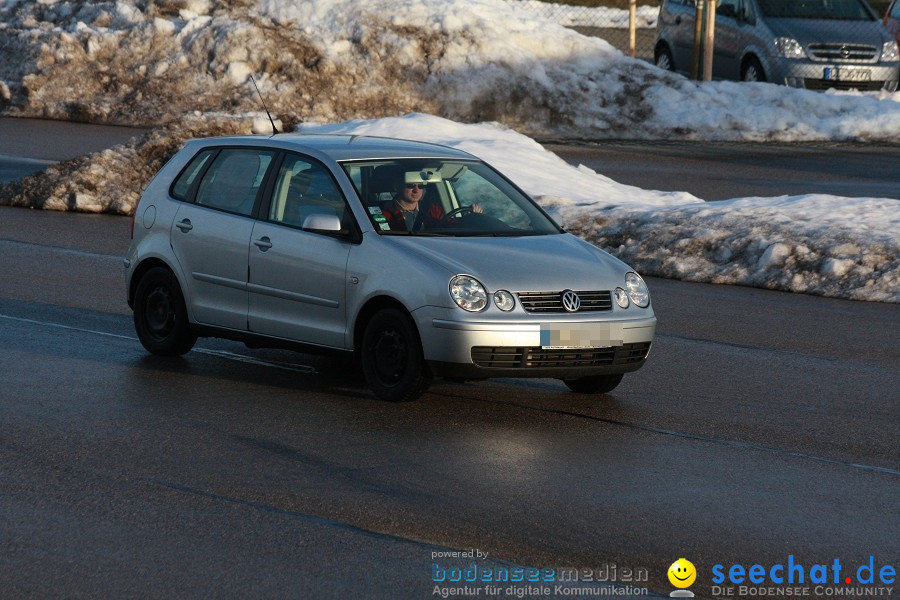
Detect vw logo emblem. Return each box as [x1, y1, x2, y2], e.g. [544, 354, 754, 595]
[561, 290, 581, 312]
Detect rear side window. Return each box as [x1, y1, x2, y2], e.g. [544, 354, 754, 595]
[194, 149, 275, 217]
[892, 1, 900, 18]
[170, 149, 216, 201]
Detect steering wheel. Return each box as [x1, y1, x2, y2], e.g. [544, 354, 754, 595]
[440, 206, 474, 222]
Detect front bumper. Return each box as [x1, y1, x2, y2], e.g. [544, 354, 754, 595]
[773, 60, 900, 91]
[413, 306, 657, 379]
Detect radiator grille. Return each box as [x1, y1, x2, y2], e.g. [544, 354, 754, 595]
[516, 290, 612, 313]
[471, 342, 651, 369]
[807, 43, 877, 62]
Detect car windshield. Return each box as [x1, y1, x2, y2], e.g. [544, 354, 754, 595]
[341, 159, 562, 237]
[757, 0, 874, 20]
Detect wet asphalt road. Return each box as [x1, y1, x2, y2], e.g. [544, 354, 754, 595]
[0, 205, 897, 599]
[549, 142, 900, 202]
[0, 118, 899, 598]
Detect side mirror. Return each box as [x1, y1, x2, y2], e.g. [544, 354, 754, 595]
[302, 213, 343, 234]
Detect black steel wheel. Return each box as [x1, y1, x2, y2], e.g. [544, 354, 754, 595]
[133, 267, 196, 356]
[361, 308, 431, 402]
[562, 373, 624, 394]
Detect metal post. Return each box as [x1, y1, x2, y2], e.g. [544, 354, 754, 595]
[702, 0, 717, 81]
[629, 0, 637, 58]
[691, 0, 705, 80]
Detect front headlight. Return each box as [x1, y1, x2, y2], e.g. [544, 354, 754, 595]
[625, 272, 650, 308]
[774, 37, 806, 59]
[450, 275, 487, 312]
[882, 41, 899, 62]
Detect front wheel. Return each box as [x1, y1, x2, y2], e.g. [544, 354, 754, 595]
[133, 267, 196, 356]
[655, 44, 675, 72]
[562, 373, 624, 394]
[361, 308, 432, 402]
[742, 57, 766, 82]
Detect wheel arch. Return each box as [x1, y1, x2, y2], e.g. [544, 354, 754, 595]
[352, 295, 413, 357]
[129, 256, 182, 309]
[740, 52, 767, 80]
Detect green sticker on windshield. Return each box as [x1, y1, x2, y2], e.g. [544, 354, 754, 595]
[379, 222, 391, 231]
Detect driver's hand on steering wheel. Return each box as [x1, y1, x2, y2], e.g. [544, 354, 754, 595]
[471, 203, 483, 214]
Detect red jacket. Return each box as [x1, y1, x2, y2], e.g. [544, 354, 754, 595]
[379, 200, 445, 231]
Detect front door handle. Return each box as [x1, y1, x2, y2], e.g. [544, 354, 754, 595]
[254, 237, 273, 251]
[175, 219, 193, 232]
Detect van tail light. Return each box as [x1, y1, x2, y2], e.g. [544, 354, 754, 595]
[131, 209, 136, 239]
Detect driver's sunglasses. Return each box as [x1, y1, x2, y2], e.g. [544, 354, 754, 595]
[405, 183, 425, 190]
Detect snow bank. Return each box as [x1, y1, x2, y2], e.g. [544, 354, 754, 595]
[1, 0, 899, 141]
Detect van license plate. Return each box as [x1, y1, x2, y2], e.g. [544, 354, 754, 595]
[823, 68, 871, 81]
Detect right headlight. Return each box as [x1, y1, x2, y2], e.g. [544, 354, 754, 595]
[774, 37, 806, 59]
[449, 275, 488, 312]
[625, 272, 650, 308]
[882, 41, 900, 62]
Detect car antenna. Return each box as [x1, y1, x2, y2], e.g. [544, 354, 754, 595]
[250, 74, 278, 135]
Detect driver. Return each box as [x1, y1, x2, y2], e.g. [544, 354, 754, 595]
[381, 169, 481, 232]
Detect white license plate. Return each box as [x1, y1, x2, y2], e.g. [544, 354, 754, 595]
[540, 323, 624, 349]
[823, 68, 871, 82]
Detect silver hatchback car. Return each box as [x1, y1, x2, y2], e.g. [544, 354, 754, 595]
[125, 135, 656, 401]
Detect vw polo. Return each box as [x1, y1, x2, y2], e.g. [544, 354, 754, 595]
[125, 134, 656, 401]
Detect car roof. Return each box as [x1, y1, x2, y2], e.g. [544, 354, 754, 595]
[188, 133, 478, 162]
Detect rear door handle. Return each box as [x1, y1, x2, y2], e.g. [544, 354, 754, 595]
[175, 219, 193, 232]
[254, 237, 273, 251]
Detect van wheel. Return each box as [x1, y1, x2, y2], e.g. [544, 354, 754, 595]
[655, 44, 675, 71]
[361, 308, 432, 402]
[133, 267, 196, 356]
[561, 373, 624, 394]
[742, 57, 766, 82]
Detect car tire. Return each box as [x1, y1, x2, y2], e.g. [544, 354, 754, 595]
[361, 308, 432, 402]
[742, 57, 766, 82]
[133, 267, 197, 356]
[655, 44, 675, 72]
[561, 373, 624, 394]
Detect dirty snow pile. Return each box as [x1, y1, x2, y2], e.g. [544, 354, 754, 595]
[1, 0, 899, 141]
[0, 113, 262, 213]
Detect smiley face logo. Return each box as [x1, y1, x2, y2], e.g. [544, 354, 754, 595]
[668, 558, 697, 589]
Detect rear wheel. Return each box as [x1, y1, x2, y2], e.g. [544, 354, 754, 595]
[361, 308, 432, 402]
[562, 373, 624, 394]
[655, 44, 675, 72]
[742, 57, 766, 82]
[133, 267, 196, 356]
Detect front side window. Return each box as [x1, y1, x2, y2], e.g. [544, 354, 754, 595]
[341, 159, 561, 237]
[267, 154, 348, 230]
[195, 149, 275, 216]
[757, 0, 874, 20]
